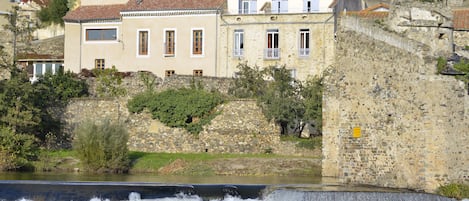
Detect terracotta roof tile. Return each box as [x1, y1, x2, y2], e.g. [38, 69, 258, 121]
[123, 0, 225, 11]
[63, 4, 126, 22]
[454, 9, 469, 30]
[63, 0, 225, 22]
[17, 53, 63, 60]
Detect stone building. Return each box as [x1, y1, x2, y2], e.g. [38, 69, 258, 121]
[217, 0, 335, 80]
[322, 0, 469, 192]
[63, 0, 224, 78]
[63, 0, 336, 81]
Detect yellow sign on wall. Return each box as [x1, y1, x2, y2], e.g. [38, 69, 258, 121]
[353, 127, 361, 138]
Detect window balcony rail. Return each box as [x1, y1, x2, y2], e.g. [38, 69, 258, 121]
[238, 9, 257, 14]
[299, 48, 310, 56]
[233, 49, 244, 57]
[265, 48, 280, 59]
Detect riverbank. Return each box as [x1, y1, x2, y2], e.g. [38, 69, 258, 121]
[34, 151, 322, 177]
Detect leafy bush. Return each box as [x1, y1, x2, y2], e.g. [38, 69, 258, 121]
[128, 88, 224, 134]
[229, 63, 323, 135]
[92, 67, 126, 97]
[437, 57, 447, 73]
[228, 63, 266, 98]
[127, 91, 155, 114]
[302, 76, 323, 134]
[138, 71, 158, 92]
[437, 183, 469, 200]
[73, 120, 129, 173]
[36, 69, 89, 105]
[454, 59, 469, 84]
[0, 126, 38, 171]
[0, 72, 42, 135]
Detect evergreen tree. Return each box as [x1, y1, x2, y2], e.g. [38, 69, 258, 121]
[38, 0, 69, 25]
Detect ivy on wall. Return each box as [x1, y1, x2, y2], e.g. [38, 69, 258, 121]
[128, 87, 224, 134]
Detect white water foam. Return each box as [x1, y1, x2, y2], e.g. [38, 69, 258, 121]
[103, 192, 260, 201]
[15, 199, 34, 201]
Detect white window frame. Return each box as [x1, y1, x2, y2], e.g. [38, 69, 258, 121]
[265, 29, 280, 59]
[191, 28, 205, 57]
[31, 62, 62, 82]
[272, 0, 288, 13]
[234, 30, 244, 57]
[239, 0, 257, 14]
[163, 28, 177, 57]
[83, 26, 119, 44]
[304, 0, 319, 12]
[299, 29, 310, 57]
[136, 29, 150, 57]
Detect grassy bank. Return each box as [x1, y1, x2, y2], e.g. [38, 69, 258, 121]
[34, 151, 321, 177]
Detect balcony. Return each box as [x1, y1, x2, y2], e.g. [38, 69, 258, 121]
[299, 48, 310, 57]
[265, 48, 280, 59]
[233, 49, 244, 57]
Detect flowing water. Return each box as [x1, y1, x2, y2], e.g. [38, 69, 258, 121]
[0, 172, 456, 201]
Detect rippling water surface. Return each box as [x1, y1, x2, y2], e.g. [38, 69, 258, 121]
[0, 172, 454, 201]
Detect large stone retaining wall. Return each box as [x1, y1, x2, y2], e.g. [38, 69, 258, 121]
[322, 14, 469, 192]
[63, 97, 315, 156]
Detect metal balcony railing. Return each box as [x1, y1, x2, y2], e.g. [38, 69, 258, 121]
[265, 48, 280, 59]
[299, 48, 310, 56]
[233, 49, 244, 57]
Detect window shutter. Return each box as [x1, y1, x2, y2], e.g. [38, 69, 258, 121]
[280, 0, 288, 13]
[272, 0, 279, 13]
[303, 0, 308, 12]
[238, 0, 242, 13]
[249, 0, 257, 14]
[312, 0, 319, 11]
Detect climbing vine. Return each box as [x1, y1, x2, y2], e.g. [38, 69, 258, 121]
[128, 88, 224, 134]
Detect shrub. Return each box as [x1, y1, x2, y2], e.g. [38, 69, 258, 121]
[73, 120, 129, 173]
[127, 91, 155, 113]
[437, 183, 469, 200]
[453, 59, 469, 88]
[437, 57, 447, 73]
[92, 66, 126, 97]
[128, 88, 224, 134]
[36, 69, 89, 104]
[0, 126, 38, 171]
[138, 71, 157, 92]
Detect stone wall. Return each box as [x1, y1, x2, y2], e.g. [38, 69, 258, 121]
[387, 1, 454, 57]
[454, 31, 469, 47]
[85, 73, 234, 98]
[63, 97, 314, 156]
[322, 14, 469, 192]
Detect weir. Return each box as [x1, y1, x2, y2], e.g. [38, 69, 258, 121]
[0, 180, 455, 201]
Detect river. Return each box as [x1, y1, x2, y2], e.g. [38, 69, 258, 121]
[0, 172, 454, 201]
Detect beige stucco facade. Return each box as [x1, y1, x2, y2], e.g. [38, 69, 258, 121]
[65, 11, 220, 77]
[217, 13, 335, 80]
[64, 0, 336, 80]
[226, 0, 333, 14]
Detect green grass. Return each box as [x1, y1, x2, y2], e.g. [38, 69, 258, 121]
[32, 150, 314, 176]
[128, 152, 288, 173]
[281, 136, 322, 150]
[437, 183, 469, 200]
